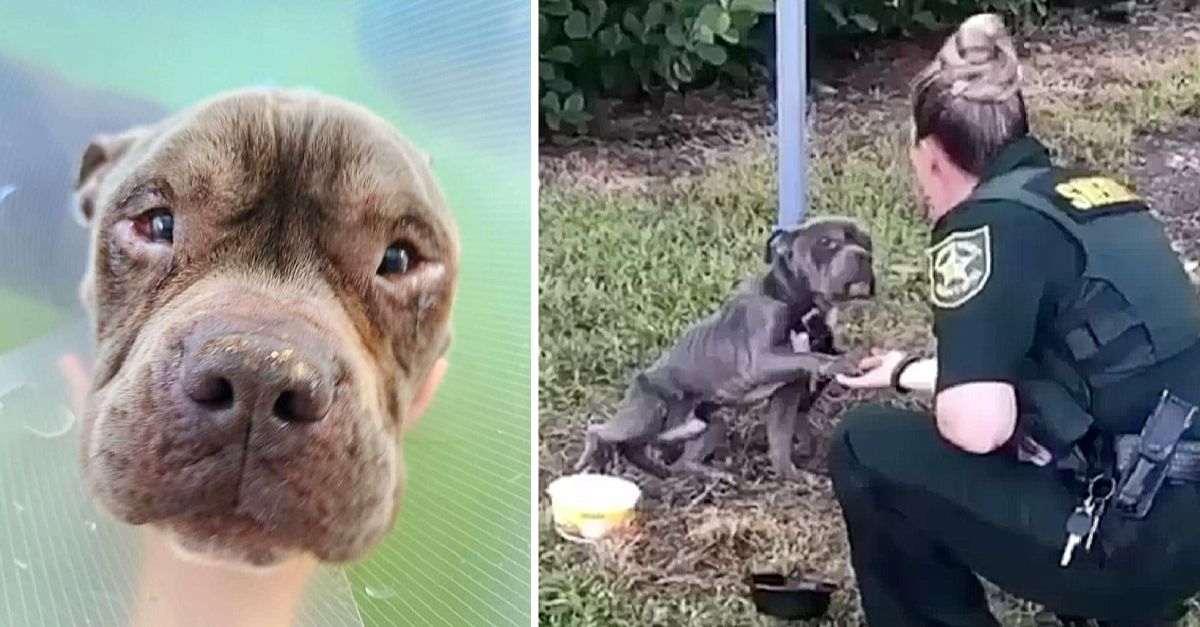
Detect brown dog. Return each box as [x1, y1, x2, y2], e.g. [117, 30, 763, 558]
[73, 88, 459, 568]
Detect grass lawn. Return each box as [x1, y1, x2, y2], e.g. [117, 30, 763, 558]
[539, 12, 1200, 626]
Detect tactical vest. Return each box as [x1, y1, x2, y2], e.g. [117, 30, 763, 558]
[967, 166, 1200, 432]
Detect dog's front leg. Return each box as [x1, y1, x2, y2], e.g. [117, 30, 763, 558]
[766, 380, 807, 480]
[791, 373, 833, 459]
[751, 349, 844, 386]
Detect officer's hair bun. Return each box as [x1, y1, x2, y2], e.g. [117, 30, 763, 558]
[931, 13, 1021, 103]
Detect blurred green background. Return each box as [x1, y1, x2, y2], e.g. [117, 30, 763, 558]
[0, 1, 531, 625]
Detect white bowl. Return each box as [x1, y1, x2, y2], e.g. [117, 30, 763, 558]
[546, 474, 642, 541]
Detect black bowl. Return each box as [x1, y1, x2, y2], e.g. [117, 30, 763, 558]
[748, 572, 837, 621]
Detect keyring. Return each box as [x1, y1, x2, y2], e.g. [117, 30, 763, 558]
[1088, 474, 1116, 502]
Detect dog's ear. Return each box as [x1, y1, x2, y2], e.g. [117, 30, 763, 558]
[74, 126, 150, 226]
[763, 228, 794, 264]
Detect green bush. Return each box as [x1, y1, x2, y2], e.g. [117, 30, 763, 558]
[538, 0, 1051, 135]
[809, 0, 1049, 40]
[539, 0, 774, 133]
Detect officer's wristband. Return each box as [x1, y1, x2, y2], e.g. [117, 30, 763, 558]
[890, 354, 923, 394]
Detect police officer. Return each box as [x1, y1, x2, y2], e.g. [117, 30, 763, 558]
[829, 13, 1200, 627]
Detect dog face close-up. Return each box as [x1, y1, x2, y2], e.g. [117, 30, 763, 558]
[769, 217, 875, 303]
[72, 88, 459, 567]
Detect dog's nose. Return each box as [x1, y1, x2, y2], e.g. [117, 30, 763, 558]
[180, 322, 335, 424]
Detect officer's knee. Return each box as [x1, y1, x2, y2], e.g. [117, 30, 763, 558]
[828, 403, 935, 487]
[830, 403, 903, 454]
[828, 404, 897, 490]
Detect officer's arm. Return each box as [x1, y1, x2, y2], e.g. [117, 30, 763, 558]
[928, 205, 1068, 453]
[936, 383, 1018, 453]
[886, 358, 1016, 453]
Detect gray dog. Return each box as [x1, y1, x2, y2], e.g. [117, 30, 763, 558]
[573, 217, 875, 480]
[73, 88, 458, 568]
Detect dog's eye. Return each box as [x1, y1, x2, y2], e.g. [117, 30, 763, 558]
[377, 242, 416, 275]
[818, 236, 834, 248]
[133, 209, 174, 243]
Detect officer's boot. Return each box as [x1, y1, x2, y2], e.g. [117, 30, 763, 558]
[1036, 611, 1181, 627]
[1097, 601, 1187, 627]
[1099, 614, 1180, 619]
[1096, 0, 1137, 21]
[1032, 609, 1092, 626]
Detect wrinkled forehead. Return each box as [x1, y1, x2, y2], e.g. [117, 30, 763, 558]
[791, 217, 872, 249]
[114, 89, 451, 231]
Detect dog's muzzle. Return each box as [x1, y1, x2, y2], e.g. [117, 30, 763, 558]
[843, 250, 876, 299]
[847, 277, 875, 298]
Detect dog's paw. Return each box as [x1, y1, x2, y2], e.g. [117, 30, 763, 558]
[675, 461, 736, 483]
[570, 456, 593, 474]
[818, 355, 861, 378]
[771, 461, 803, 481]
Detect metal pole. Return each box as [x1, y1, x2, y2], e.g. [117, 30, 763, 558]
[774, 0, 807, 231]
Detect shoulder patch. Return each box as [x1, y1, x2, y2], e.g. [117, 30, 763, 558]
[926, 225, 992, 309]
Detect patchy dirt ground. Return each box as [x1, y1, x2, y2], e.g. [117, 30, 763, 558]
[540, 5, 1200, 625]
[1135, 118, 1200, 279]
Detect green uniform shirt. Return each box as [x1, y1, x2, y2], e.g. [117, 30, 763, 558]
[930, 137, 1081, 393]
[929, 136, 1200, 430]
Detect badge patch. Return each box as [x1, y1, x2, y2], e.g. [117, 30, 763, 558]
[1054, 176, 1139, 210]
[926, 225, 992, 309]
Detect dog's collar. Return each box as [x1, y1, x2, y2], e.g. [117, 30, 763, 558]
[799, 305, 835, 337]
[796, 304, 841, 357]
[800, 306, 823, 329]
[763, 261, 813, 306]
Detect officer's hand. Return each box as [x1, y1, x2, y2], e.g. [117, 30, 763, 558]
[835, 348, 908, 390]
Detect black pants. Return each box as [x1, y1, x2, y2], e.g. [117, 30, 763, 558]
[828, 404, 1200, 626]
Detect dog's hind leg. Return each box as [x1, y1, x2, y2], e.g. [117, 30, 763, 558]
[614, 396, 692, 478]
[657, 416, 708, 443]
[574, 378, 672, 474]
[577, 425, 670, 477]
[673, 426, 733, 481]
[670, 404, 735, 482]
[575, 417, 652, 474]
[572, 428, 606, 473]
[655, 415, 706, 466]
[618, 442, 673, 479]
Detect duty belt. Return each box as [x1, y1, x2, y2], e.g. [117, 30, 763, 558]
[1111, 390, 1199, 519]
[1055, 390, 1198, 569]
[1114, 435, 1200, 483]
